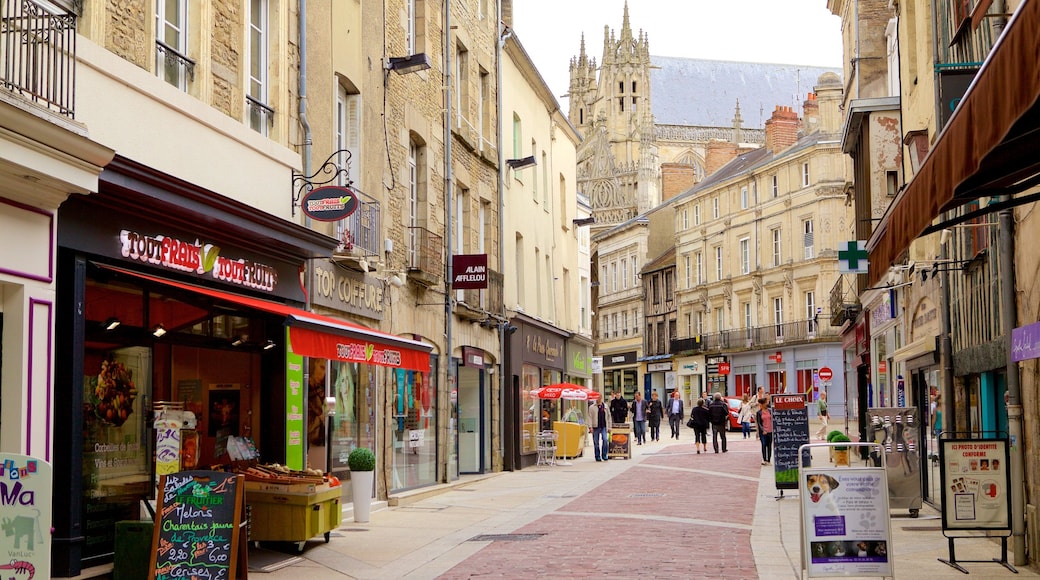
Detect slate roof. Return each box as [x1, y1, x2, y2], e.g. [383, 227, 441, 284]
[650, 56, 841, 128]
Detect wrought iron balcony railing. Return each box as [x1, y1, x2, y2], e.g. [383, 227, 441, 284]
[829, 274, 861, 327]
[406, 225, 443, 286]
[1, 0, 77, 117]
[334, 189, 381, 259]
[461, 268, 504, 316]
[671, 317, 839, 355]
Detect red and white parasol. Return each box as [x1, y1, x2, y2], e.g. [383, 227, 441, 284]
[530, 383, 601, 401]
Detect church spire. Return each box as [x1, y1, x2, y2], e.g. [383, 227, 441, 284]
[620, 0, 633, 44]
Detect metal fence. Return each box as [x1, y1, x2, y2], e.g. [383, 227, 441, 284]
[1, 0, 77, 117]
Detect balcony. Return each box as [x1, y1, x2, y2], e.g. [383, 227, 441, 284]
[332, 189, 381, 271]
[829, 274, 861, 327]
[406, 226, 442, 287]
[1, 0, 77, 117]
[671, 317, 839, 356]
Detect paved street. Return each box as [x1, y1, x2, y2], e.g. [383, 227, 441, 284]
[246, 431, 1037, 579]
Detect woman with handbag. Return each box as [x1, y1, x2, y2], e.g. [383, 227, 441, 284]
[689, 398, 711, 454]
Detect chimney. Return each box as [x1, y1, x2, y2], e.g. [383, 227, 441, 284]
[705, 139, 738, 176]
[764, 105, 800, 153]
[802, 93, 820, 134]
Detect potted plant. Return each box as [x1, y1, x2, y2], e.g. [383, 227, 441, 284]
[832, 434, 852, 466]
[348, 447, 376, 522]
[825, 430, 843, 462]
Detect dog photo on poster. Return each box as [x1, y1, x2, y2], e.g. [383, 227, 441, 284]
[800, 468, 893, 577]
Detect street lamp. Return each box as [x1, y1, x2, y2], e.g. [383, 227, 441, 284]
[385, 53, 431, 75]
[505, 156, 537, 170]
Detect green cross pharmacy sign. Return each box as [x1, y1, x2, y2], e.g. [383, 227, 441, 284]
[838, 240, 869, 273]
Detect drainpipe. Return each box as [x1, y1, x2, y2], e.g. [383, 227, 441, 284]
[443, 0, 455, 483]
[939, 230, 955, 439]
[299, 0, 312, 231]
[497, 6, 512, 470]
[1000, 206, 1025, 565]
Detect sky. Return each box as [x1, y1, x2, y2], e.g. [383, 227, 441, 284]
[511, 0, 844, 108]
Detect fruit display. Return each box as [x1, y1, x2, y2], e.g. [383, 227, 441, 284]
[241, 463, 327, 485]
[93, 360, 138, 427]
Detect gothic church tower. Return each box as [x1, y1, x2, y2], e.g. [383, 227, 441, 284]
[569, 2, 660, 229]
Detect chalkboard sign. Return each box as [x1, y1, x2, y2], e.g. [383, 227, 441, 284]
[149, 470, 243, 580]
[772, 395, 811, 490]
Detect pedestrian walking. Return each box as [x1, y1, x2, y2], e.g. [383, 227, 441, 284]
[666, 391, 684, 439]
[757, 397, 773, 464]
[814, 391, 829, 440]
[647, 391, 664, 441]
[690, 398, 710, 453]
[609, 391, 629, 425]
[630, 392, 648, 444]
[738, 394, 756, 439]
[588, 399, 609, 461]
[708, 393, 730, 453]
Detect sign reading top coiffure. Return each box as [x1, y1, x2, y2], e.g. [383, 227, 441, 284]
[452, 254, 488, 289]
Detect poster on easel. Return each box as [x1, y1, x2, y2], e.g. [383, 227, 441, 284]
[939, 438, 1011, 530]
[800, 464, 893, 577]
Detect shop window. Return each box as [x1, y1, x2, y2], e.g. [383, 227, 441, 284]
[390, 365, 437, 490]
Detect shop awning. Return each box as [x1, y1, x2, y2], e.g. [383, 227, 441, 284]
[867, 0, 1040, 287]
[100, 264, 432, 372]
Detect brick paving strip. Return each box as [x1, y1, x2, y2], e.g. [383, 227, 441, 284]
[437, 442, 762, 579]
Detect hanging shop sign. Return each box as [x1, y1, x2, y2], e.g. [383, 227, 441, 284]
[301, 185, 360, 222]
[452, 254, 489, 289]
[119, 229, 279, 293]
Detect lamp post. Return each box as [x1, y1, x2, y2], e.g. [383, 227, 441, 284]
[939, 229, 955, 439]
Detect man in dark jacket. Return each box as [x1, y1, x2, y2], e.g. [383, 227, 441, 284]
[588, 399, 610, 461]
[666, 391, 685, 440]
[646, 391, 664, 441]
[708, 392, 730, 453]
[609, 391, 628, 424]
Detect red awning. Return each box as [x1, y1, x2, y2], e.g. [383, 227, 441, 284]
[867, 0, 1040, 286]
[99, 264, 432, 372]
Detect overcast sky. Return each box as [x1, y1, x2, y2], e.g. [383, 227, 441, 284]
[511, 0, 844, 107]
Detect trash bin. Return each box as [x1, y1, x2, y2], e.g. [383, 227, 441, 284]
[113, 520, 153, 580]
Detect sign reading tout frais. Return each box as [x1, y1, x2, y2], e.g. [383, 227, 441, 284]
[289, 326, 431, 373]
[301, 185, 360, 222]
[119, 229, 278, 293]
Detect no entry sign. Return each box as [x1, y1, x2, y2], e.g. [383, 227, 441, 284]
[818, 367, 833, 381]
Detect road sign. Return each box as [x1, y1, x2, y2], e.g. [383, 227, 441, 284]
[818, 367, 833, 381]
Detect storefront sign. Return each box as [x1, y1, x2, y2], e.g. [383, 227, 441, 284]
[604, 351, 638, 367]
[0, 453, 51, 580]
[301, 185, 359, 222]
[521, 325, 565, 369]
[285, 348, 305, 471]
[452, 254, 488, 289]
[718, 362, 731, 375]
[288, 326, 431, 373]
[939, 438, 1011, 530]
[462, 346, 484, 367]
[800, 467, 893, 577]
[1012, 320, 1040, 362]
[119, 229, 279, 293]
[311, 260, 384, 320]
[647, 362, 673, 372]
[870, 291, 895, 331]
[911, 298, 939, 340]
[567, 343, 592, 376]
[769, 351, 783, 363]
